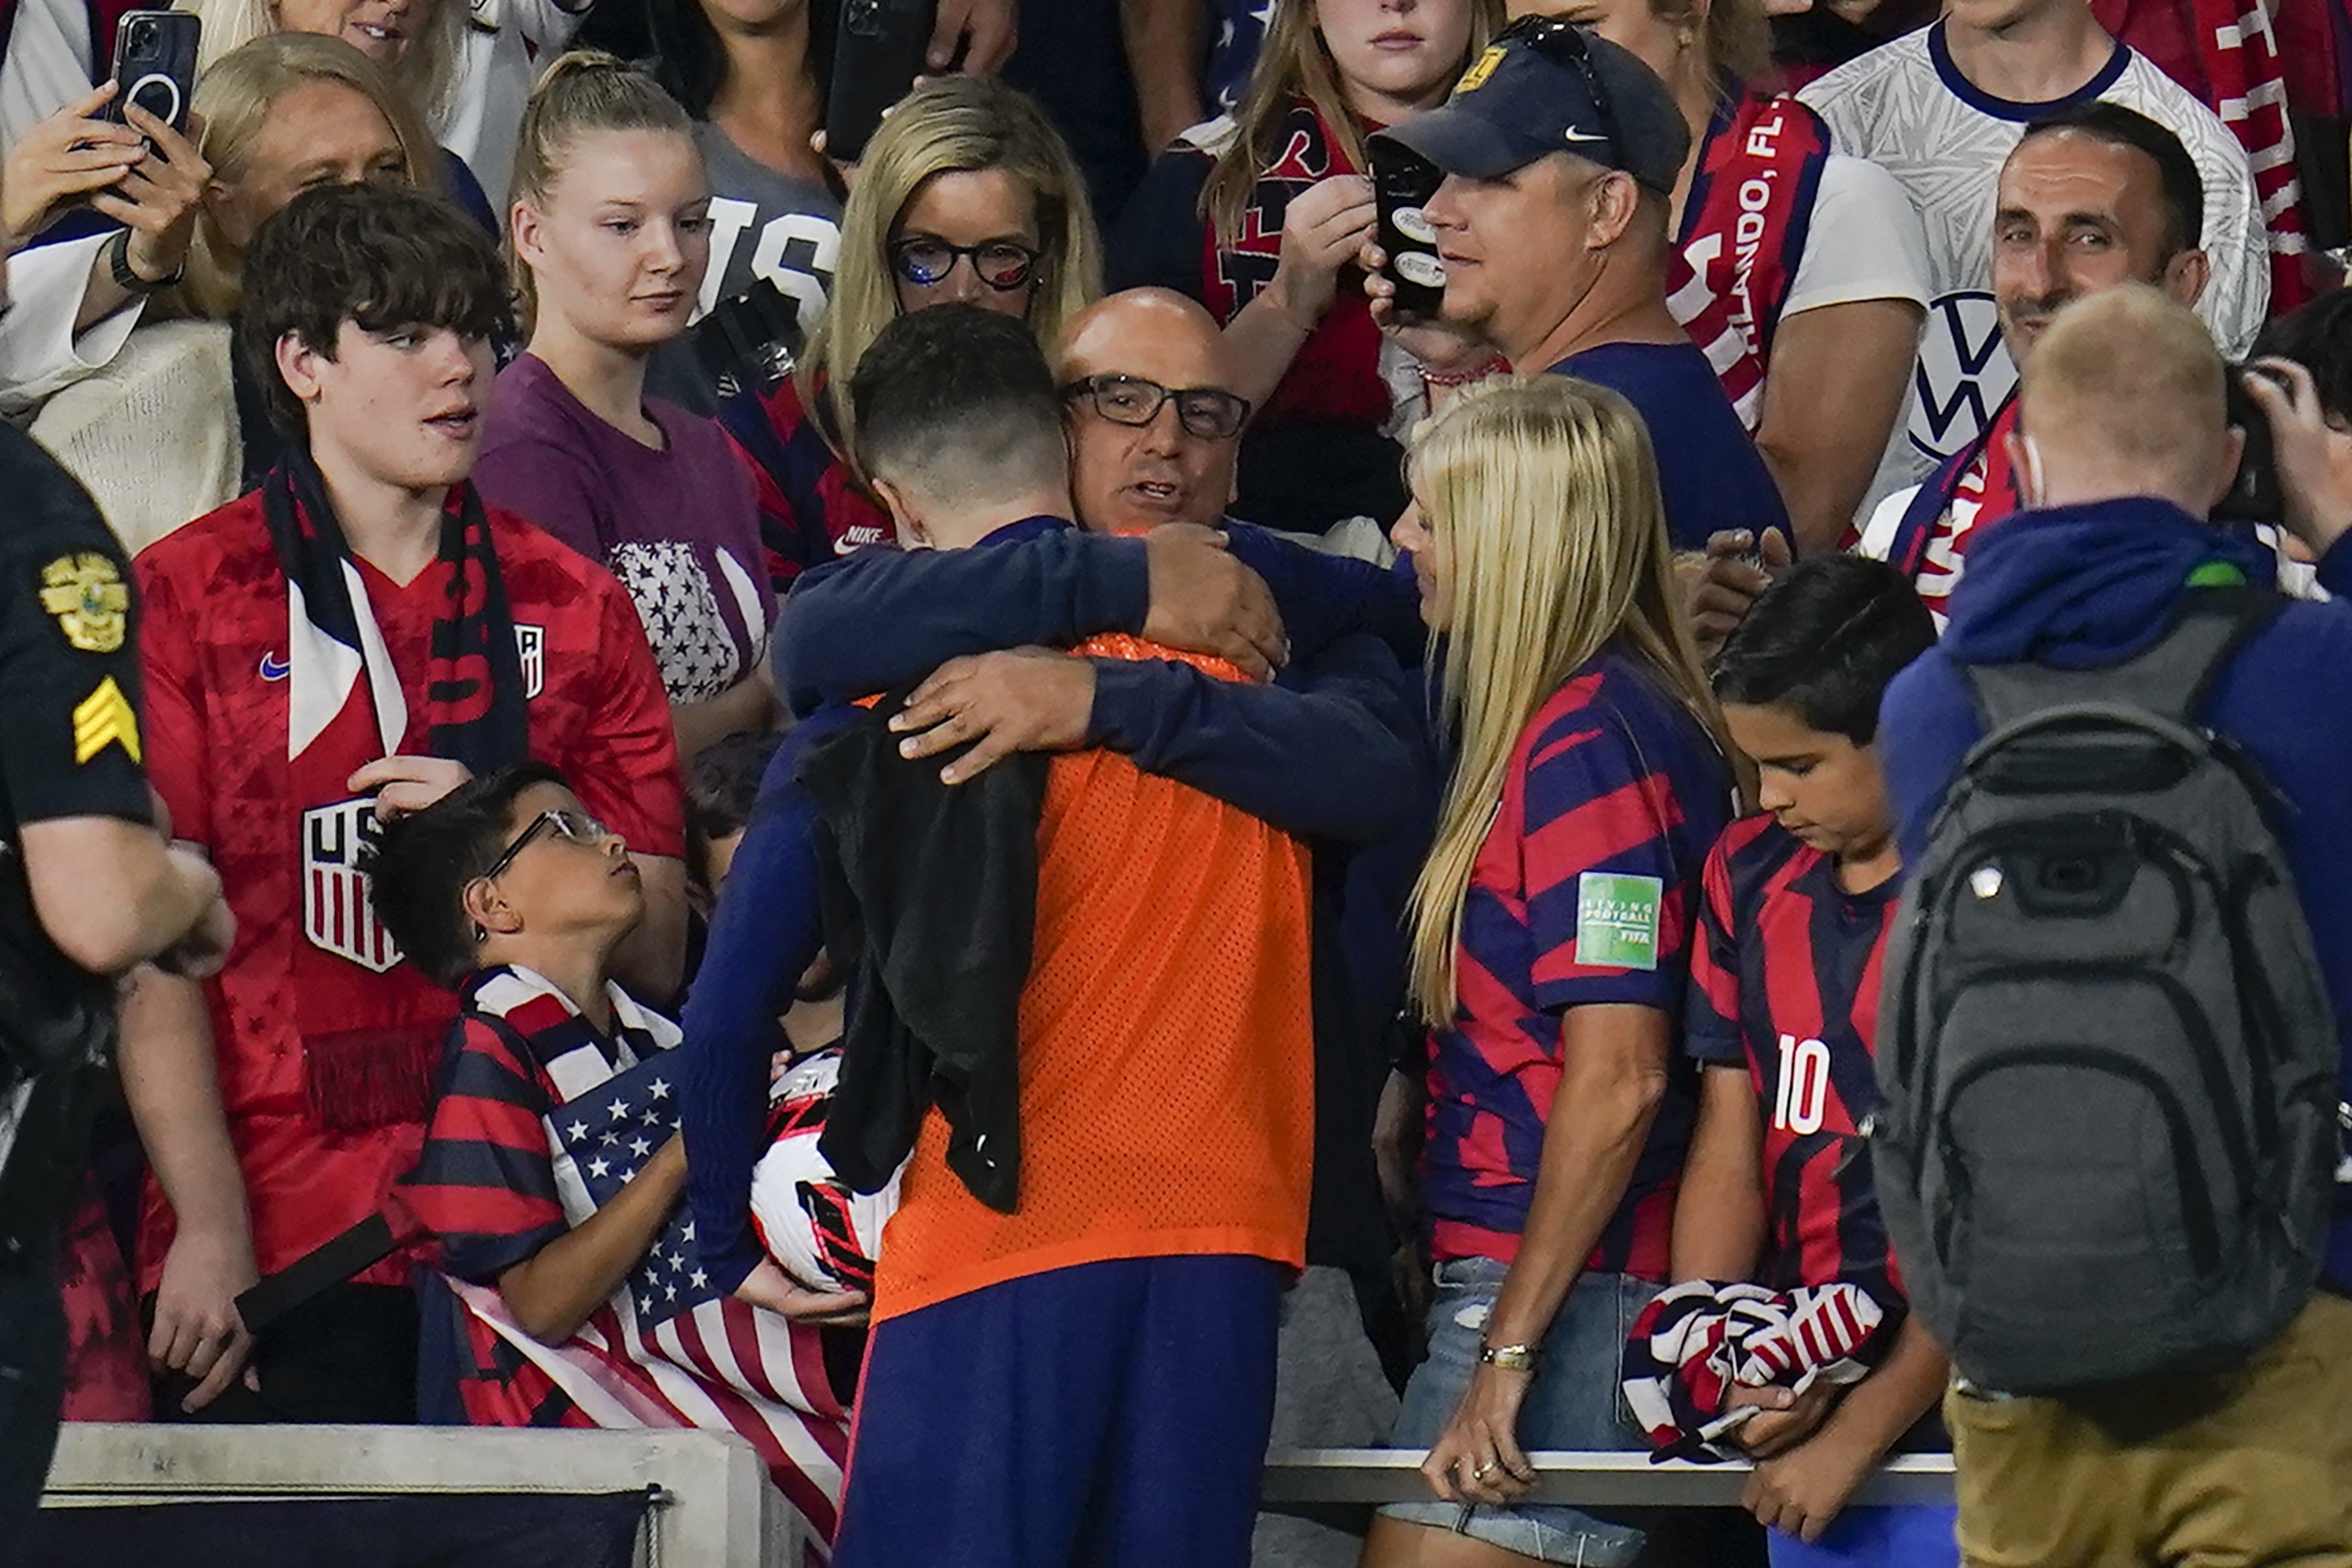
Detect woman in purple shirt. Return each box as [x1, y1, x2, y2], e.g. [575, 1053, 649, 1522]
[476, 50, 777, 759]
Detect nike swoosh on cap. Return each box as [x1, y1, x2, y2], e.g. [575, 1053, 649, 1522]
[1561, 128, 1609, 143]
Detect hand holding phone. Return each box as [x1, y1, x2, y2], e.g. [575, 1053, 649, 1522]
[104, 10, 201, 136]
[1370, 137, 1447, 319]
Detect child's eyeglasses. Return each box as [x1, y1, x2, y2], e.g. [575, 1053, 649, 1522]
[477, 808, 611, 883]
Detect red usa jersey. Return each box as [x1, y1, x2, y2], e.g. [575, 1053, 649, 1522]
[131, 495, 683, 1288]
[1686, 815, 1903, 1302]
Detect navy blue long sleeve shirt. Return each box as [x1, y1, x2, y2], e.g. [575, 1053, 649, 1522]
[683, 517, 1424, 1291]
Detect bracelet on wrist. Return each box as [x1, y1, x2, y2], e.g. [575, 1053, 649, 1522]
[1478, 1339, 1540, 1373]
[1420, 356, 1507, 389]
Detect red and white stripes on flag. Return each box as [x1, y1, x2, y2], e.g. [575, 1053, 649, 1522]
[449, 1275, 847, 1550]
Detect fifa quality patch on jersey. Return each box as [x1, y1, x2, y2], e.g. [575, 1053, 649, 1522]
[1577, 872, 1662, 970]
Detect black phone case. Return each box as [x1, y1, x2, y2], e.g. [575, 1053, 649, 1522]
[826, 0, 936, 164]
[1370, 139, 1447, 318]
[103, 10, 200, 133]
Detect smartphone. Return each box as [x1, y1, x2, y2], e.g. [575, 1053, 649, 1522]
[103, 10, 201, 134]
[2217, 363, 2286, 524]
[825, 0, 935, 165]
[1370, 136, 1447, 318]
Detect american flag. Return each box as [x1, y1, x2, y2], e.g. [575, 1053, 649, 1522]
[553, 1054, 714, 1331]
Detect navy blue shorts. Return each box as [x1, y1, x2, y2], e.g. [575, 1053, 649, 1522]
[830, 1253, 1287, 1568]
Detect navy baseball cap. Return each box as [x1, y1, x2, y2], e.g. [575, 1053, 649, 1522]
[1375, 17, 1690, 195]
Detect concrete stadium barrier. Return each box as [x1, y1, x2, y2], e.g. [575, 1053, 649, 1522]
[40, 1422, 796, 1567]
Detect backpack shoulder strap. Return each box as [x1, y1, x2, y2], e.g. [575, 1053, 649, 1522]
[1964, 585, 2281, 733]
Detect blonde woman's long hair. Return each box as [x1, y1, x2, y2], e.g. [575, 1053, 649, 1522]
[1203, 0, 1501, 247]
[1405, 376, 1726, 1022]
[796, 74, 1102, 465]
[182, 0, 465, 129]
[508, 52, 699, 335]
[174, 33, 438, 320]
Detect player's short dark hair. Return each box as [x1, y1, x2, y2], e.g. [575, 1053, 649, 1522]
[2016, 101, 2203, 259]
[849, 303, 1066, 499]
[1712, 555, 1935, 745]
[368, 759, 567, 990]
[686, 730, 782, 887]
[238, 182, 512, 438]
[2253, 289, 2352, 424]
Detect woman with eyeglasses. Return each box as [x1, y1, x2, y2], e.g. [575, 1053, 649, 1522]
[722, 74, 1103, 588]
[1503, 0, 1929, 552]
[1110, 0, 1503, 535]
[1364, 377, 1733, 1568]
[474, 54, 779, 761]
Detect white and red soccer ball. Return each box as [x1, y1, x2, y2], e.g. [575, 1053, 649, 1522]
[749, 1048, 898, 1294]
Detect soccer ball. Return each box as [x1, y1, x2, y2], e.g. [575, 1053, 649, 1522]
[749, 1048, 898, 1294]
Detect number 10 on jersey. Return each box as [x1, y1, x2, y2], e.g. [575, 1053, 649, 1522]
[1774, 1032, 1831, 1135]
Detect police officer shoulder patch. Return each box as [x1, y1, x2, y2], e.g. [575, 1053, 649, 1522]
[39, 552, 129, 654]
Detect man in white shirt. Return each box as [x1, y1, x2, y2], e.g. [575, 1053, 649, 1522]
[1799, 0, 2265, 489]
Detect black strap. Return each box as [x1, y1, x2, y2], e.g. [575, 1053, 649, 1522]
[234, 1212, 399, 1335]
[1965, 586, 2281, 735]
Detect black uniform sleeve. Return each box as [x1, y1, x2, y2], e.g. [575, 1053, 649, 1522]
[0, 428, 152, 830]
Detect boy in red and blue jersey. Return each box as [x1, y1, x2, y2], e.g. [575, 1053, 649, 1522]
[1678, 555, 1955, 1567]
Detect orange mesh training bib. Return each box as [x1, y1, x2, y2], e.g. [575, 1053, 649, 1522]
[871, 636, 1316, 1320]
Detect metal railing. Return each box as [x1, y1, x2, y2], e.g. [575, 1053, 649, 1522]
[1262, 1448, 1956, 1508]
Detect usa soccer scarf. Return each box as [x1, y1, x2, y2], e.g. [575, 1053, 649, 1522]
[1668, 90, 1833, 432]
[1620, 1279, 1894, 1462]
[1198, 97, 1390, 431]
[261, 449, 530, 1131]
[2092, 0, 2310, 310]
[440, 966, 847, 1539]
[1886, 390, 2023, 624]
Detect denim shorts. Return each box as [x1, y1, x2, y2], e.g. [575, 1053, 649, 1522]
[1379, 1257, 1658, 1566]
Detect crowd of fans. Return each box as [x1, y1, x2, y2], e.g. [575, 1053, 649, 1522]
[1, 0, 2349, 1565]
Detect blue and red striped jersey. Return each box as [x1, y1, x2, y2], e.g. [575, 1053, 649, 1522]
[1686, 815, 1903, 1303]
[1422, 649, 1733, 1281]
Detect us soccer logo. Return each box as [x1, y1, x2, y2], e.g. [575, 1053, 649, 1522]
[1909, 292, 2019, 465]
[303, 798, 401, 973]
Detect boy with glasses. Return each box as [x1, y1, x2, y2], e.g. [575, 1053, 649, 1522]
[378, 761, 848, 1560]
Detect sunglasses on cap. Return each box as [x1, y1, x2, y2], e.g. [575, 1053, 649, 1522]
[1495, 12, 1624, 170]
[889, 237, 1043, 291]
[1060, 374, 1252, 440]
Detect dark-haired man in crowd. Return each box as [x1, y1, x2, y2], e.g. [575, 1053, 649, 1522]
[1362, 17, 1790, 551]
[120, 182, 685, 1423]
[1852, 102, 2213, 628]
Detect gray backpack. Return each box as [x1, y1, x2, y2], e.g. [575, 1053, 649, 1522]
[1874, 592, 2342, 1394]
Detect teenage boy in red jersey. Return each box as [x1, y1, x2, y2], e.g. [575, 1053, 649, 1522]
[122, 183, 686, 1422]
[1678, 555, 1956, 1567]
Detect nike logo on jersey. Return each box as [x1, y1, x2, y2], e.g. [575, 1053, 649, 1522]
[259, 651, 290, 681]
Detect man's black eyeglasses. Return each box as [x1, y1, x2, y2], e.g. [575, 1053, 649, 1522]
[1497, 13, 1623, 167]
[889, 237, 1043, 291]
[476, 808, 610, 885]
[1061, 374, 1252, 440]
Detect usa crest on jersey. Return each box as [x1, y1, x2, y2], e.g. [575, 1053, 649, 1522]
[303, 797, 400, 972]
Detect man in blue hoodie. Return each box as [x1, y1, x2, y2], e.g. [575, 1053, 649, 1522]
[1878, 283, 2352, 1565]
